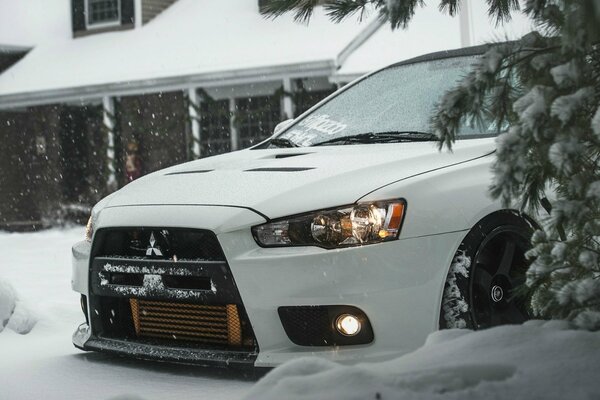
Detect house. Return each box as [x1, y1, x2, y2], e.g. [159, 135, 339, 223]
[0, 0, 531, 230]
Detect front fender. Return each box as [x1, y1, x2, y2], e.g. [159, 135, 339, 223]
[358, 153, 502, 239]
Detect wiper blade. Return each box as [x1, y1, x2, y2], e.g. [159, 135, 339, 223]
[269, 138, 299, 148]
[312, 131, 438, 146]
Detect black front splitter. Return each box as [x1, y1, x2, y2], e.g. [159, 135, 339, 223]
[76, 334, 258, 369]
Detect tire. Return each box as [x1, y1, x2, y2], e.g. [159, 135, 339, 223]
[439, 211, 534, 330]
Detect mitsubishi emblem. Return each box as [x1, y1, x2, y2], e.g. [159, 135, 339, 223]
[146, 232, 163, 256]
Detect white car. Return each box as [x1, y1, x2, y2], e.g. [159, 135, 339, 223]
[72, 45, 536, 368]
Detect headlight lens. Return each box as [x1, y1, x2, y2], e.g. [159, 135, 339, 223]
[252, 199, 406, 249]
[85, 216, 94, 242]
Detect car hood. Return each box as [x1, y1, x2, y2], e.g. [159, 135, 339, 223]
[105, 138, 495, 219]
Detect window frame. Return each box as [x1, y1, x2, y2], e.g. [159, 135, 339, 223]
[85, 0, 122, 29]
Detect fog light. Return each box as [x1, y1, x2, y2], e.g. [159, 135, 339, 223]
[335, 314, 361, 336]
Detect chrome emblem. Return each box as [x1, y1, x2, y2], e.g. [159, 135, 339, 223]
[491, 285, 504, 303]
[146, 232, 163, 256]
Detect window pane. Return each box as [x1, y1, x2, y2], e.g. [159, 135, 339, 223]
[89, 0, 120, 25]
[200, 99, 231, 157]
[236, 95, 281, 149]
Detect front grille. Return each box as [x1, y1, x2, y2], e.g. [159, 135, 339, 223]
[129, 299, 243, 346]
[89, 227, 258, 354]
[96, 228, 225, 261]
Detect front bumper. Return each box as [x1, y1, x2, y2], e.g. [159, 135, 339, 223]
[72, 205, 466, 367]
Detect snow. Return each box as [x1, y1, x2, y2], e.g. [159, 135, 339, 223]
[246, 321, 600, 400]
[0, 279, 17, 331]
[0, 278, 37, 334]
[591, 106, 600, 136]
[0, 228, 254, 400]
[513, 85, 554, 131]
[441, 251, 470, 329]
[550, 60, 580, 88]
[550, 87, 595, 125]
[0, 0, 71, 49]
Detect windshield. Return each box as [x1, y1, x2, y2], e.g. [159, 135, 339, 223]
[274, 55, 496, 147]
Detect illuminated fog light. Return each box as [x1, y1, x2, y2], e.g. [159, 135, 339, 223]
[335, 314, 361, 336]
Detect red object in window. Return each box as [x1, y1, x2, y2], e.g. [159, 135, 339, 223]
[125, 142, 143, 182]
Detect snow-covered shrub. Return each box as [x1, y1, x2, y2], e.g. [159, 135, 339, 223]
[0, 278, 36, 334]
[0, 279, 17, 332]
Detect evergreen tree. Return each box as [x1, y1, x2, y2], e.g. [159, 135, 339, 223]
[261, 0, 600, 330]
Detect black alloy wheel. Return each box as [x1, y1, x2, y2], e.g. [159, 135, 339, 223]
[469, 226, 531, 329]
[440, 211, 534, 330]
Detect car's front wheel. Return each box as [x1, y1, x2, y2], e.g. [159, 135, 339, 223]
[440, 211, 534, 330]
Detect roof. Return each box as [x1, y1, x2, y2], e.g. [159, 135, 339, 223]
[0, 0, 71, 50]
[334, 1, 534, 82]
[0, 0, 380, 107]
[0, 0, 534, 108]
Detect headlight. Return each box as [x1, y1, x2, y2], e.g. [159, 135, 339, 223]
[85, 216, 94, 242]
[252, 199, 406, 249]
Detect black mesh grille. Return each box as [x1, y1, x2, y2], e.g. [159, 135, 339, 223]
[94, 228, 225, 261]
[278, 305, 374, 346]
[279, 306, 331, 346]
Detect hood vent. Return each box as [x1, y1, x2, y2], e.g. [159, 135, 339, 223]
[165, 169, 214, 176]
[245, 167, 315, 172]
[274, 153, 311, 159]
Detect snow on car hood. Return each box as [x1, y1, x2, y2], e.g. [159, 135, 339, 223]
[105, 138, 495, 219]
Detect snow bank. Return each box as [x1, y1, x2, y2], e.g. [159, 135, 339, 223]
[245, 321, 600, 400]
[0, 278, 36, 334]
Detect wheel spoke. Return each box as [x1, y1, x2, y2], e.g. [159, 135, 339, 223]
[475, 250, 494, 270]
[476, 267, 494, 291]
[503, 302, 528, 323]
[497, 240, 516, 277]
[489, 312, 503, 327]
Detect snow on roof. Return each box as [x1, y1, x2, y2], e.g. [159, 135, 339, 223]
[0, 0, 71, 49]
[335, 2, 534, 81]
[0, 0, 376, 105]
[334, 6, 461, 81]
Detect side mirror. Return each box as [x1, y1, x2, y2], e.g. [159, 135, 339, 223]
[273, 119, 294, 135]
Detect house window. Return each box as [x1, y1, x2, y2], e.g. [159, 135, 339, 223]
[87, 0, 121, 27]
[200, 99, 232, 157]
[236, 95, 281, 149]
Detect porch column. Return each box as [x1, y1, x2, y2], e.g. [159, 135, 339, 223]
[102, 96, 117, 191]
[188, 88, 201, 159]
[134, 0, 143, 28]
[282, 77, 294, 119]
[229, 98, 239, 151]
[459, 0, 472, 47]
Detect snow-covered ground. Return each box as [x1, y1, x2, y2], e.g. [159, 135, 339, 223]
[0, 228, 255, 400]
[1, 228, 599, 400]
[247, 321, 600, 400]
